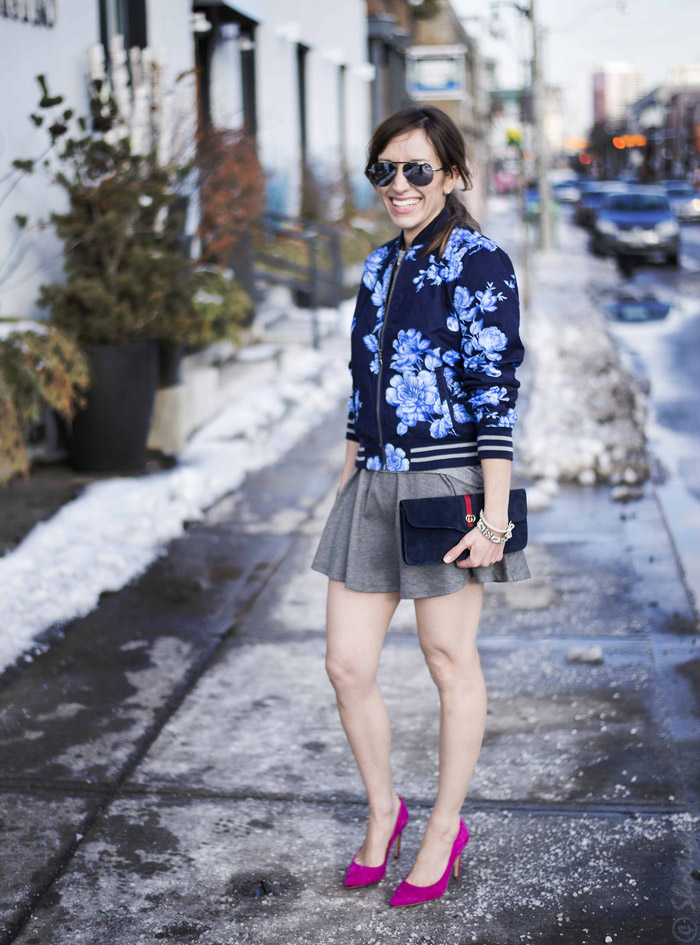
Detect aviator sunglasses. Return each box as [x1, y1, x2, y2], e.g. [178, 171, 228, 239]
[366, 160, 449, 188]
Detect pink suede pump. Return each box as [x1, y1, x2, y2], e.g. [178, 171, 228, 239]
[389, 817, 469, 907]
[343, 796, 410, 888]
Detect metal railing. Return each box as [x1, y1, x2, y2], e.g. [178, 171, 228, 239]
[249, 212, 344, 349]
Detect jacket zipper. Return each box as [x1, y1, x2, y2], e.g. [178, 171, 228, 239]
[376, 249, 403, 469]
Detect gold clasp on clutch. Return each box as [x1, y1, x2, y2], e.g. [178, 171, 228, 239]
[465, 514, 476, 524]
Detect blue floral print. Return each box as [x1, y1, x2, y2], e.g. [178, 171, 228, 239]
[389, 328, 432, 372]
[404, 243, 423, 262]
[347, 388, 362, 423]
[469, 387, 517, 428]
[367, 443, 410, 471]
[363, 331, 380, 374]
[384, 331, 464, 438]
[386, 370, 439, 429]
[450, 281, 511, 378]
[347, 207, 524, 468]
[362, 261, 397, 373]
[430, 400, 456, 438]
[412, 227, 498, 291]
[362, 245, 391, 290]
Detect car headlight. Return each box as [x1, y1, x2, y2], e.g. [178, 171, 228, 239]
[596, 219, 618, 235]
[656, 219, 679, 237]
[692, 199, 700, 210]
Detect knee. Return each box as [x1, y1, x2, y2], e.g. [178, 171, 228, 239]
[325, 654, 377, 701]
[421, 642, 480, 692]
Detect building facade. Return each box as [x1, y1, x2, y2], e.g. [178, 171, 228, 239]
[0, 0, 375, 321]
[629, 83, 700, 180]
[0, 0, 195, 320]
[405, 0, 487, 222]
[592, 61, 644, 126]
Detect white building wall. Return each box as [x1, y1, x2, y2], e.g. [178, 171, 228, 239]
[145, 0, 197, 183]
[1, 0, 374, 319]
[210, 24, 246, 130]
[0, 1, 99, 320]
[248, 0, 373, 215]
[346, 69, 374, 209]
[253, 20, 301, 212]
[147, 0, 194, 78]
[0, 0, 195, 321]
[593, 61, 645, 125]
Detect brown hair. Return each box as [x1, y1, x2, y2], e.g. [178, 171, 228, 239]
[364, 105, 480, 259]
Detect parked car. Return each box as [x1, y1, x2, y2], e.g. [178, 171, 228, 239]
[661, 181, 700, 222]
[574, 181, 627, 227]
[552, 179, 581, 203]
[659, 179, 689, 190]
[590, 189, 681, 265]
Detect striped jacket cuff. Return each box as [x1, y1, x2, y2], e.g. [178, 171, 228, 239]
[477, 428, 513, 461]
[346, 417, 359, 442]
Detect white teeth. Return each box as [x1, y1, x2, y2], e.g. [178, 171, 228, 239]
[391, 198, 420, 208]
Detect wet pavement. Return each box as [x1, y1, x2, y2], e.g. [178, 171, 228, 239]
[556, 205, 700, 613]
[1, 389, 699, 945]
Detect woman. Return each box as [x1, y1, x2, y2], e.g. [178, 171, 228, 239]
[311, 105, 530, 907]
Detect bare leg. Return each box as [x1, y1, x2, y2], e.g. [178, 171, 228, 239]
[325, 578, 402, 865]
[404, 579, 487, 885]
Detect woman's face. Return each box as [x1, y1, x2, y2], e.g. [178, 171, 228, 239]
[375, 128, 454, 247]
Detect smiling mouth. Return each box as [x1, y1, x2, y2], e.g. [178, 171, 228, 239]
[390, 197, 421, 208]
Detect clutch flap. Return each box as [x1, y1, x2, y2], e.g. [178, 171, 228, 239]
[400, 487, 527, 531]
[399, 495, 467, 532]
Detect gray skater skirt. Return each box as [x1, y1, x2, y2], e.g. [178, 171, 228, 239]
[310, 464, 531, 599]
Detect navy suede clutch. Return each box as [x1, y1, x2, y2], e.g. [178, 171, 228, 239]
[399, 488, 528, 566]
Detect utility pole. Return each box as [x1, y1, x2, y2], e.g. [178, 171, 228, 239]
[491, 0, 553, 250]
[529, 0, 553, 249]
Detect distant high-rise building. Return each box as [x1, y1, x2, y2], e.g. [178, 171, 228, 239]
[592, 61, 645, 125]
[670, 64, 700, 86]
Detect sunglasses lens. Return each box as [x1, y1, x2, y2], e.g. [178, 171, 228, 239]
[404, 162, 434, 186]
[368, 162, 397, 186]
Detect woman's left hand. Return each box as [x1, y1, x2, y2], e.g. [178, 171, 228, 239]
[443, 527, 505, 568]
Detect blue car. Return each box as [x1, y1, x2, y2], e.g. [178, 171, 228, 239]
[590, 189, 681, 266]
[574, 180, 627, 227]
[661, 180, 700, 222]
[552, 179, 581, 203]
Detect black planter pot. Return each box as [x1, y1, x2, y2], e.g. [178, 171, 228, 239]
[65, 339, 159, 472]
[157, 340, 184, 387]
[293, 281, 339, 309]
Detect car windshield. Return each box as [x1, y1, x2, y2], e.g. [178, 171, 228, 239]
[604, 194, 670, 212]
[666, 185, 694, 196]
[586, 190, 624, 202]
[579, 181, 619, 197]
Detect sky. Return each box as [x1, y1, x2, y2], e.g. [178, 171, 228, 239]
[453, 0, 700, 138]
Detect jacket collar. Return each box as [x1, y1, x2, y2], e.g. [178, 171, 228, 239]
[398, 204, 451, 251]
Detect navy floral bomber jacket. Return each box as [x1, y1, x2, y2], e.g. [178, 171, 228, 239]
[345, 205, 525, 472]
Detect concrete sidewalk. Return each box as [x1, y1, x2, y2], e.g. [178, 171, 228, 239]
[1, 390, 699, 945]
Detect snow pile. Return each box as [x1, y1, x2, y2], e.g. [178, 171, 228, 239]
[0, 319, 49, 338]
[518, 247, 649, 491]
[0, 323, 352, 672]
